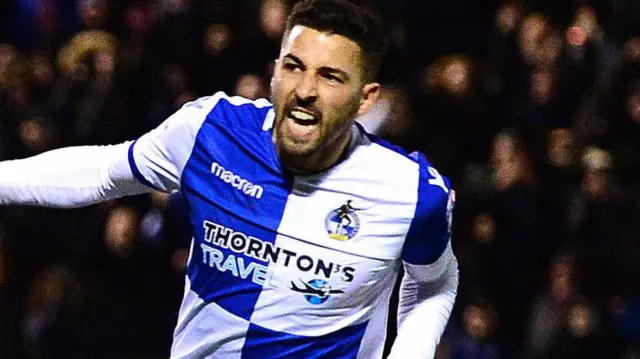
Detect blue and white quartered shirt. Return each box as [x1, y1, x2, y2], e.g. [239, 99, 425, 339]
[127, 92, 455, 359]
[0, 91, 456, 359]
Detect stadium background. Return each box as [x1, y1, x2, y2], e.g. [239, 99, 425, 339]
[0, 0, 639, 358]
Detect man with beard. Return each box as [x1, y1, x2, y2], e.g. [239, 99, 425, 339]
[0, 1, 458, 357]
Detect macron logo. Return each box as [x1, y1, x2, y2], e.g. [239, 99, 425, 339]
[211, 162, 264, 199]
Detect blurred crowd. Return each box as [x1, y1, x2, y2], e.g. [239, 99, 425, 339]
[0, 0, 639, 358]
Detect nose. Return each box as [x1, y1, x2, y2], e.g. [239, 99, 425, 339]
[294, 73, 318, 104]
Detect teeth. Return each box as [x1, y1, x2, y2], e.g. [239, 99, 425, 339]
[290, 110, 316, 121]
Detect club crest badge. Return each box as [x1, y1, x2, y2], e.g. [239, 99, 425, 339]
[325, 200, 361, 241]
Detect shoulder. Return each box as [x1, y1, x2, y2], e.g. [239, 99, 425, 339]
[355, 127, 454, 265]
[353, 123, 421, 184]
[183, 92, 273, 131]
[411, 151, 453, 221]
[161, 92, 273, 133]
[402, 151, 454, 266]
[355, 124, 452, 200]
[182, 91, 272, 113]
[354, 124, 453, 225]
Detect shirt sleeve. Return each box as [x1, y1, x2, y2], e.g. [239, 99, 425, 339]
[387, 152, 458, 358]
[127, 93, 225, 192]
[388, 254, 459, 359]
[0, 143, 148, 208]
[401, 152, 455, 280]
[0, 94, 226, 208]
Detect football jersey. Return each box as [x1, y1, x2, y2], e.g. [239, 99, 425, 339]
[128, 92, 453, 359]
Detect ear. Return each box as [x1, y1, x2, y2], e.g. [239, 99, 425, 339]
[270, 59, 280, 89]
[357, 82, 381, 116]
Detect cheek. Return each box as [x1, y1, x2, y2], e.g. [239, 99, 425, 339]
[321, 88, 361, 114]
[270, 74, 282, 96]
[270, 77, 289, 108]
[273, 74, 301, 99]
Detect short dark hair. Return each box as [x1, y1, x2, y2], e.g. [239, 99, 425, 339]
[285, 0, 388, 81]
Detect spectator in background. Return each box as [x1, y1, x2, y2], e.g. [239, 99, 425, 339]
[567, 147, 628, 301]
[438, 299, 502, 359]
[0, 0, 638, 357]
[484, 129, 543, 357]
[544, 302, 617, 359]
[525, 252, 585, 358]
[419, 54, 491, 182]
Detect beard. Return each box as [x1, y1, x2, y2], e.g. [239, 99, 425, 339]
[271, 104, 357, 174]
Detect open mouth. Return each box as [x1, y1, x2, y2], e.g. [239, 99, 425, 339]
[286, 107, 320, 126]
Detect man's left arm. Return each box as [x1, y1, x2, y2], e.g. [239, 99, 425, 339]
[388, 158, 459, 359]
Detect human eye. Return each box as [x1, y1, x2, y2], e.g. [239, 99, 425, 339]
[323, 74, 344, 84]
[283, 61, 302, 72]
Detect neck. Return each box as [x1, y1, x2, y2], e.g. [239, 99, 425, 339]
[281, 128, 353, 175]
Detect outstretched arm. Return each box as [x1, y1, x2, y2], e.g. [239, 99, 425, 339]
[0, 143, 147, 208]
[0, 93, 224, 208]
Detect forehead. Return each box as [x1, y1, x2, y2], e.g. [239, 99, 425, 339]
[281, 25, 364, 75]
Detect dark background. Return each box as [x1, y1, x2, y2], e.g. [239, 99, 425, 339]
[0, 0, 639, 358]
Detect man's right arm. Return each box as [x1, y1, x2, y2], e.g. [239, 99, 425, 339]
[0, 142, 147, 208]
[0, 93, 224, 208]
